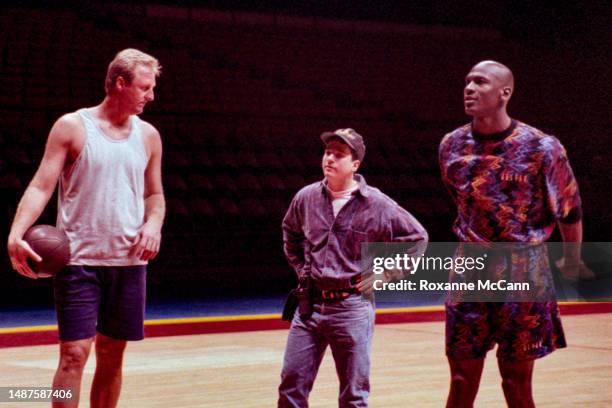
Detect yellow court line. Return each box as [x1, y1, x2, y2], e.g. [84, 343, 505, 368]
[0, 308, 435, 333]
[0, 301, 607, 334]
[376, 305, 444, 314]
[0, 325, 58, 334]
[146, 305, 446, 326]
[145, 313, 283, 326]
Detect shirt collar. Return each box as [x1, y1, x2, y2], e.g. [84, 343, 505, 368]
[321, 174, 370, 198]
[471, 119, 517, 142]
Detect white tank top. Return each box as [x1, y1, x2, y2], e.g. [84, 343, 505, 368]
[57, 108, 148, 265]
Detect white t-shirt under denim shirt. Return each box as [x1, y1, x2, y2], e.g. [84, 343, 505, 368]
[327, 182, 359, 217]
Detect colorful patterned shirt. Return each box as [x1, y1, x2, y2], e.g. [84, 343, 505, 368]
[439, 120, 582, 243]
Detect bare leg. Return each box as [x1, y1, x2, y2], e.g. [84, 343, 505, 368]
[446, 357, 485, 408]
[498, 358, 535, 408]
[52, 338, 95, 408]
[90, 333, 127, 408]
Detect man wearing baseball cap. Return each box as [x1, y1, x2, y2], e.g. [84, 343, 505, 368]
[278, 128, 428, 407]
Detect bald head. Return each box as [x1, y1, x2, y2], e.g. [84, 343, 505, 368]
[471, 60, 514, 90]
[464, 60, 516, 118]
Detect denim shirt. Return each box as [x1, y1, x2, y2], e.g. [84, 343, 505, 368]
[282, 174, 428, 290]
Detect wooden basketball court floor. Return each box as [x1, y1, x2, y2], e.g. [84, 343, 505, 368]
[0, 312, 610, 407]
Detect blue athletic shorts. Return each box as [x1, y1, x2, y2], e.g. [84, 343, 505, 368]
[53, 265, 147, 341]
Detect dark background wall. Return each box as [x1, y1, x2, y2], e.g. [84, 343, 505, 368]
[1, 2, 610, 305]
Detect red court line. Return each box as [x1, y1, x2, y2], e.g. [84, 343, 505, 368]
[1, 302, 610, 349]
[0, 331, 60, 349]
[558, 302, 612, 315]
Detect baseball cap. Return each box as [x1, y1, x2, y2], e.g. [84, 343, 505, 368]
[320, 128, 366, 161]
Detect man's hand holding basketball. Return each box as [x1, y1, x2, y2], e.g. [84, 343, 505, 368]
[7, 236, 42, 279]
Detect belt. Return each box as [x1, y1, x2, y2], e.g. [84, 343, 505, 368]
[314, 288, 359, 302]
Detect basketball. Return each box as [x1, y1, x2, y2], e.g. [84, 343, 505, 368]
[23, 225, 71, 278]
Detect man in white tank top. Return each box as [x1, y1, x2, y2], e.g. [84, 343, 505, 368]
[7, 49, 165, 408]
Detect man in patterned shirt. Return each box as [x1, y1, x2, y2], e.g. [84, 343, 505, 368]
[439, 60, 589, 407]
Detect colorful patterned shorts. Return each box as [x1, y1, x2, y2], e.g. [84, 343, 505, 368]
[445, 301, 566, 361]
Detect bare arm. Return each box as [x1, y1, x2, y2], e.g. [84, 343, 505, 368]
[556, 220, 594, 280]
[132, 124, 165, 261]
[557, 220, 582, 264]
[7, 114, 80, 278]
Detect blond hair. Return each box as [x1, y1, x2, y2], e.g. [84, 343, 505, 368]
[104, 48, 161, 94]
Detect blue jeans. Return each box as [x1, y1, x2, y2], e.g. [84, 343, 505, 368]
[278, 294, 375, 407]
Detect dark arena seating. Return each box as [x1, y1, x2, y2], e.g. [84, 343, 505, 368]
[1, 4, 610, 301]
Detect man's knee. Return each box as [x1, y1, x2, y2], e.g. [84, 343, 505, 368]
[95, 334, 127, 367]
[499, 359, 534, 395]
[500, 367, 532, 393]
[280, 361, 309, 388]
[449, 372, 471, 389]
[447, 357, 484, 406]
[58, 339, 93, 375]
[448, 357, 485, 384]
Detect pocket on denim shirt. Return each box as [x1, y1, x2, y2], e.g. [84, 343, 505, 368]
[343, 228, 369, 260]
